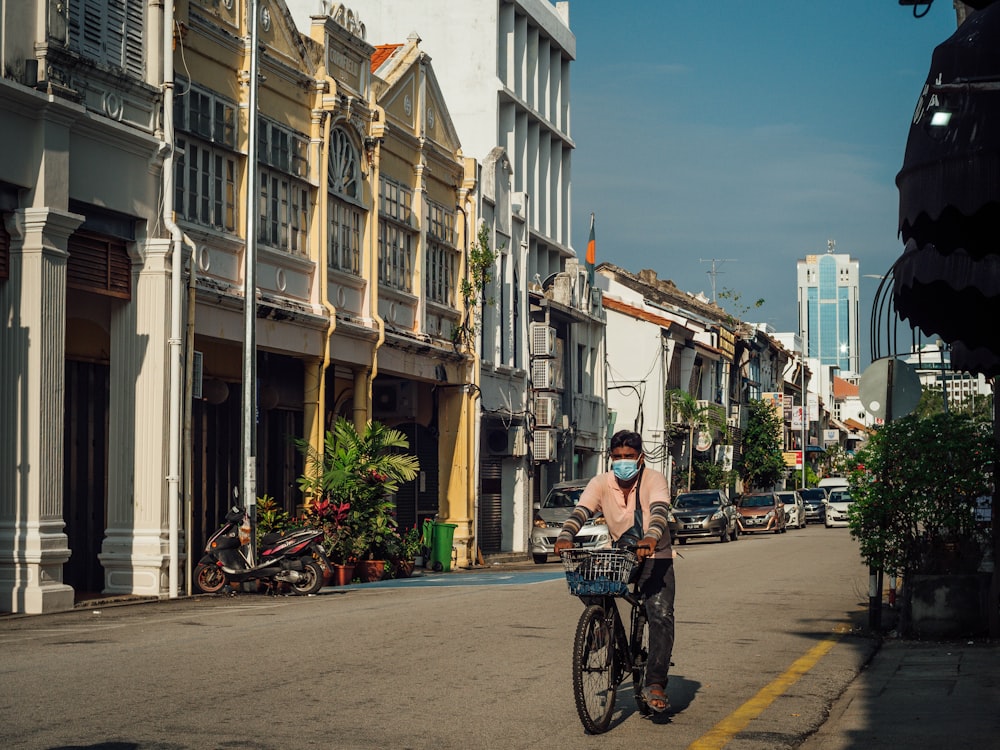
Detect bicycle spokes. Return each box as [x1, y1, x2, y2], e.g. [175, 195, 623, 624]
[573, 605, 618, 733]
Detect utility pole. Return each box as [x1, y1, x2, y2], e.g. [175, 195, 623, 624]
[699, 258, 737, 304]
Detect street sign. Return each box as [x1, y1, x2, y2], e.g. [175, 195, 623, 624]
[859, 357, 921, 421]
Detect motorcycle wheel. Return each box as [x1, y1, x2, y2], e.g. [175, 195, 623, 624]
[290, 559, 325, 596]
[194, 562, 228, 594]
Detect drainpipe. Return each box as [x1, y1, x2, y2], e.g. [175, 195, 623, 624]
[183, 248, 197, 592]
[162, 0, 184, 598]
[456, 173, 481, 565]
[313, 103, 336, 455]
[366, 114, 385, 424]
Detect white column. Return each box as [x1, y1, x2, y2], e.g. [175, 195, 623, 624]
[0, 208, 82, 614]
[100, 239, 173, 595]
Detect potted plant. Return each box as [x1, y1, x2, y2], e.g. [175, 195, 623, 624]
[393, 524, 423, 578]
[297, 417, 420, 580]
[301, 498, 355, 585]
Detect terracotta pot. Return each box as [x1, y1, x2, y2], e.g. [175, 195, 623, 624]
[395, 560, 415, 578]
[329, 564, 356, 586]
[356, 559, 386, 583]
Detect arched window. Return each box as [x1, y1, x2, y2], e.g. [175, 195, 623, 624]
[328, 128, 363, 273]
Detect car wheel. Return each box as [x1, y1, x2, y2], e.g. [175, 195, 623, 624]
[720, 527, 729, 543]
[730, 525, 739, 542]
[532, 553, 548, 564]
[678, 537, 688, 545]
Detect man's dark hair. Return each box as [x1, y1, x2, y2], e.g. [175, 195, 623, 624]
[609, 430, 643, 453]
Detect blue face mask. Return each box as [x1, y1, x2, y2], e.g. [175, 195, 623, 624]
[612, 459, 640, 482]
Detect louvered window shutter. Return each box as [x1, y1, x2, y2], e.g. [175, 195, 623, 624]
[67, 230, 132, 300]
[68, 0, 144, 77]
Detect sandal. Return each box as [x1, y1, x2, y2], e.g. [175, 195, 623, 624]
[642, 684, 670, 713]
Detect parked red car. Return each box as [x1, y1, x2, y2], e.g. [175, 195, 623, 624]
[736, 492, 787, 534]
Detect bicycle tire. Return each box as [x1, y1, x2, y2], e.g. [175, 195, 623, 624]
[631, 608, 651, 716]
[572, 603, 617, 734]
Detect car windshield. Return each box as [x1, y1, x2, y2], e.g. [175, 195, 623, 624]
[778, 494, 796, 504]
[740, 495, 773, 508]
[543, 488, 583, 509]
[674, 494, 720, 509]
[829, 491, 853, 504]
[800, 489, 825, 501]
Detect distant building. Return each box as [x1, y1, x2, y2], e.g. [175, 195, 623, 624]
[797, 241, 860, 377]
[901, 343, 992, 408]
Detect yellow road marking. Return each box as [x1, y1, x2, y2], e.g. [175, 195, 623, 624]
[688, 631, 845, 750]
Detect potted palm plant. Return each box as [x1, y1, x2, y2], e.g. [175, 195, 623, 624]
[297, 417, 420, 582]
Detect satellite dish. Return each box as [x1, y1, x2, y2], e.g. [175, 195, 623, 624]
[858, 357, 921, 421]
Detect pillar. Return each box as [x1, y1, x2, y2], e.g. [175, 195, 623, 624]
[100, 239, 173, 595]
[0, 208, 82, 613]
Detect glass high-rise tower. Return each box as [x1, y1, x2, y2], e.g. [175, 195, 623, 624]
[797, 241, 860, 376]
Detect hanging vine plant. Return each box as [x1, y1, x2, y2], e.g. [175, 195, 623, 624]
[453, 221, 498, 348]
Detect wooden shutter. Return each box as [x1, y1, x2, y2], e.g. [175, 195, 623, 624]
[67, 230, 131, 300]
[68, 0, 145, 78]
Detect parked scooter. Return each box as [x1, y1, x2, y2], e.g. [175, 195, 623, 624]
[194, 506, 330, 596]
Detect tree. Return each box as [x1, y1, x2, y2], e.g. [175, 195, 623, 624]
[717, 287, 765, 327]
[668, 389, 724, 491]
[740, 398, 786, 491]
[847, 411, 991, 577]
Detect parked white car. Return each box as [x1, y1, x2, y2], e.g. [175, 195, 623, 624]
[777, 491, 806, 529]
[824, 489, 853, 528]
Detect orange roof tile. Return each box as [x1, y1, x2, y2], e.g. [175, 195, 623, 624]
[833, 376, 859, 399]
[371, 44, 402, 72]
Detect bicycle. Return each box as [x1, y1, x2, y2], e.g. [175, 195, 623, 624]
[560, 546, 650, 733]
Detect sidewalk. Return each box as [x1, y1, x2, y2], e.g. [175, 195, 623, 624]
[800, 635, 1000, 749]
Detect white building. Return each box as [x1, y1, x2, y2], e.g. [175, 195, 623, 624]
[902, 343, 992, 409]
[797, 240, 860, 377]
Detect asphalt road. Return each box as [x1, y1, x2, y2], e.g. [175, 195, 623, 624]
[0, 523, 874, 750]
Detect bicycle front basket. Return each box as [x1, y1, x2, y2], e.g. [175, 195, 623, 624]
[560, 548, 638, 597]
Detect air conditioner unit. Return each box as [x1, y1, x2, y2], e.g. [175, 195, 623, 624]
[484, 428, 510, 456]
[485, 426, 526, 457]
[533, 429, 558, 462]
[530, 323, 557, 358]
[532, 359, 563, 390]
[535, 394, 561, 428]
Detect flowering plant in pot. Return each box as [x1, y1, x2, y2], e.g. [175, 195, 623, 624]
[297, 417, 420, 566]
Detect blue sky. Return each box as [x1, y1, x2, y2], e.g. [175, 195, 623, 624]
[568, 1, 960, 365]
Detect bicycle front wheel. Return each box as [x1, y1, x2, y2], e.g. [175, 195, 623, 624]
[572, 603, 617, 734]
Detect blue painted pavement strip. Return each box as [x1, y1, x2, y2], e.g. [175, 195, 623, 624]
[321, 568, 564, 591]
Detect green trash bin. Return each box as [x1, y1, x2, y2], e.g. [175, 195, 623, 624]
[429, 522, 458, 572]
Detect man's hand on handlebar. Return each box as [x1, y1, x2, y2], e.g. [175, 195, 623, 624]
[635, 536, 657, 560]
[554, 538, 573, 556]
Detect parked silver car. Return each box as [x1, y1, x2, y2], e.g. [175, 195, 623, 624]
[668, 489, 740, 544]
[529, 479, 611, 563]
[799, 487, 828, 523]
[777, 490, 806, 529]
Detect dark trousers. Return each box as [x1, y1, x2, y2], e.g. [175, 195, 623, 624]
[636, 557, 676, 687]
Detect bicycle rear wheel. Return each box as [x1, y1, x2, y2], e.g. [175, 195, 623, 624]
[631, 609, 651, 716]
[572, 603, 617, 733]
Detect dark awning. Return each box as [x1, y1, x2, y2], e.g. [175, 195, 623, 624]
[893, 5, 1000, 375]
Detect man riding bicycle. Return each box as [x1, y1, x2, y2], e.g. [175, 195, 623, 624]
[554, 430, 675, 713]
